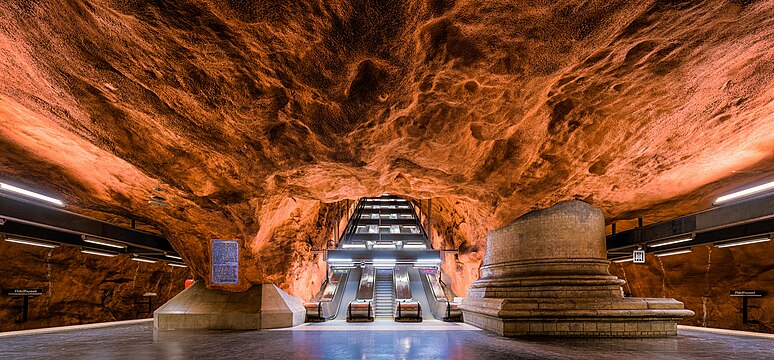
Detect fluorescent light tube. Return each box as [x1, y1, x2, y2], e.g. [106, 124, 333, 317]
[649, 236, 693, 248]
[403, 244, 427, 249]
[342, 244, 366, 249]
[655, 249, 692, 257]
[613, 258, 634, 263]
[165, 254, 183, 260]
[373, 244, 395, 249]
[5, 237, 59, 249]
[82, 236, 127, 249]
[0, 182, 63, 206]
[81, 249, 117, 257]
[132, 257, 157, 264]
[416, 259, 442, 264]
[715, 236, 770, 248]
[168, 263, 187, 268]
[714, 180, 774, 204]
[328, 258, 353, 263]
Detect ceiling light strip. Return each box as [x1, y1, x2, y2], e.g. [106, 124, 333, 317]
[5, 237, 60, 249]
[81, 249, 118, 257]
[715, 236, 771, 248]
[714, 180, 774, 204]
[654, 249, 692, 257]
[0, 182, 64, 206]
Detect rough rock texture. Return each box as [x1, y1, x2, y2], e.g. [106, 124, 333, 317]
[0, 1, 772, 298]
[0, 241, 190, 332]
[610, 241, 774, 334]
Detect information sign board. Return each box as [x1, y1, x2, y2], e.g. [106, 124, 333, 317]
[212, 240, 239, 284]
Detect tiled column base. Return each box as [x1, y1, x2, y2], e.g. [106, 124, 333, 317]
[462, 311, 679, 337]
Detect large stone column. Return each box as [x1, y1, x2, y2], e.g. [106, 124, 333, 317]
[460, 200, 694, 337]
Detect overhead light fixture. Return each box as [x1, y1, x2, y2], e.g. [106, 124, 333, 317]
[131, 256, 157, 264]
[0, 182, 63, 206]
[403, 244, 427, 249]
[342, 244, 366, 249]
[415, 259, 442, 265]
[327, 258, 353, 263]
[714, 179, 774, 204]
[148, 200, 169, 207]
[165, 253, 183, 260]
[82, 235, 127, 249]
[4, 236, 59, 249]
[654, 249, 692, 257]
[168, 263, 187, 268]
[613, 258, 635, 263]
[649, 236, 693, 248]
[715, 236, 771, 248]
[81, 248, 117, 257]
[373, 244, 396, 249]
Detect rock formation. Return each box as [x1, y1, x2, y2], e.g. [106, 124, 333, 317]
[0, 242, 190, 332]
[0, 0, 771, 301]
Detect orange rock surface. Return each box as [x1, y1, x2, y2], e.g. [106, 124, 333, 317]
[0, 1, 772, 299]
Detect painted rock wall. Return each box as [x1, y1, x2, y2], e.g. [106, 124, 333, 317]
[609, 241, 774, 333]
[0, 242, 190, 332]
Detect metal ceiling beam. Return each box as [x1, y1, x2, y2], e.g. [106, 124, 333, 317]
[607, 192, 774, 255]
[0, 194, 175, 253]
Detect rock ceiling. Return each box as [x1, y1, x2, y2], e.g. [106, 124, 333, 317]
[0, 0, 772, 295]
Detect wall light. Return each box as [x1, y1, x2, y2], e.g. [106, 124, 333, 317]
[649, 236, 693, 248]
[168, 263, 187, 268]
[654, 249, 692, 257]
[165, 253, 183, 260]
[714, 179, 774, 204]
[4, 236, 60, 249]
[613, 258, 634, 263]
[0, 182, 64, 206]
[715, 236, 771, 248]
[81, 248, 118, 257]
[82, 235, 127, 249]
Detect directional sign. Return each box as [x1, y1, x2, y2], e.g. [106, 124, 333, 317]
[4, 288, 43, 296]
[730, 290, 765, 297]
[633, 250, 646, 263]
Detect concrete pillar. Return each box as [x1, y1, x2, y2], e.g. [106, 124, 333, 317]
[460, 200, 694, 337]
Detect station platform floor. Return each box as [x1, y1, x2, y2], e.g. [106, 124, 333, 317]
[0, 319, 772, 359]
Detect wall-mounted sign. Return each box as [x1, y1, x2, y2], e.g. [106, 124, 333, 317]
[4, 288, 43, 296]
[212, 240, 239, 284]
[633, 250, 645, 263]
[143, 292, 158, 297]
[730, 290, 764, 297]
[332, 268, 349, 274]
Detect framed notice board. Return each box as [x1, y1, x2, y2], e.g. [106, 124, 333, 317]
[211, 240, 239, 284]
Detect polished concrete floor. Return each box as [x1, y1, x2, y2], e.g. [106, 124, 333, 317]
[0, 320, 772, 360]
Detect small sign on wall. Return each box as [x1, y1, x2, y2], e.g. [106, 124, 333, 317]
[4, 288, 43, 296]
[730, 290, 764, 297]
[633, 250, 645, 263]
[212, 240, 239, 285]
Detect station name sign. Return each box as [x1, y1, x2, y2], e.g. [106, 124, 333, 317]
[730, 290, 764, 297]
[4, 288, 43, 296]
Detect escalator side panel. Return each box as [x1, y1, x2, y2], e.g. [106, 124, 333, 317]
[407, 267, 436, 320]
[357, 265, 375, 300]
[394, 265, 412, 301]
[335, 266, 362, 320]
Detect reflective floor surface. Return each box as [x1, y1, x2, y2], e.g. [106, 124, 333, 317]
[0, 320, 772, 360]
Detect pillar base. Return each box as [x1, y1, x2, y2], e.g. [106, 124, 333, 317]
[154, 281, 305, 330]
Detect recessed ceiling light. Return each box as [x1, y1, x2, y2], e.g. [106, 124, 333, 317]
[0, 182, 63, 206]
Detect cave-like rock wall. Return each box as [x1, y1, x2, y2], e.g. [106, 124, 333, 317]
[609, 241, 774, 334]
[0, 242, 190, 332]
[0, 0, 771, 298]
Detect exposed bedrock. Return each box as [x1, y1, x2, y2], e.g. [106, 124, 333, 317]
[0, 0, 772, 299]
[460, 201, 694, 337]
